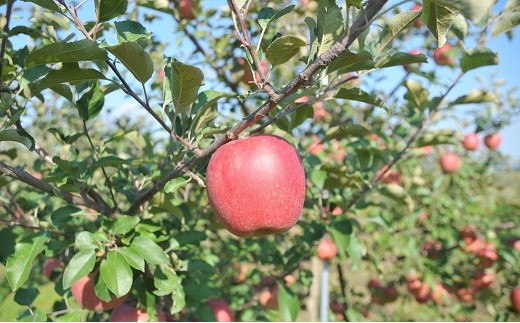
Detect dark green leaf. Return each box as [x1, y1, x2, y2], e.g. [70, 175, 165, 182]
[51, 205, 82, 228]
[170, 60, 204, 112]
[76, 82, 105, 120]
[62, 249, 96, 289]
[25, 40, 108, 68]
[30, 64, 107, 94]
[378, 11, 422, 52]
[106, 42, 153, 83]
[131, 236, 169, 265]
[94, 273, 112, 302]
[96, 0, 128, 22]
[114, 20, 151, 43]
[25, 0, 60, 12]
[460, 48, 499, 72]
[154, 266, 180, 296]
[0, 129, 35, 150]
[336, 88, 386, 108]
[6, 232, 48, 290]
[117, 247, 145, 272]
[100, 250, 133, 297]
[257, 5, 295, 30]
[326, 50, 374, 75]
[191, 90, 235, 116]
[376, 52, 427, 68]
[14, 287, 39, 306]
[316, 0, 343, 56]
[266, 35, 306, 66]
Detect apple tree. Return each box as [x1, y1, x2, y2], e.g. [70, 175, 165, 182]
[0, 0, 519, 321]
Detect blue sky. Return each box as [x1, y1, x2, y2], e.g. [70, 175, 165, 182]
[8, 0, 520, 160]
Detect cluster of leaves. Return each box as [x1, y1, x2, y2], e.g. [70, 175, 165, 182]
[0, 0, 519, 321]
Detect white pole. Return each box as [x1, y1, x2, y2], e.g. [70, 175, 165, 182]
[320, 260, 330, 322]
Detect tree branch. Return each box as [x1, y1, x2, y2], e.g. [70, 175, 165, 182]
[0, 0, 15, 90]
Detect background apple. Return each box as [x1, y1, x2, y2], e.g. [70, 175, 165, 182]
[440, 152, 461, 173]
[43, 258, 62, 278]
[411, 4, 423, 28]
[317, 238, 337, 261]
[403, 49, 422, 71]
[484, 133, 501, 150]
[178, 0, 195, 20]
[207, 299, 235, 322]
[433, 44, 455, 67]
[206, 135, 305, 237]
[463, 133, 480, 151]
[110, 304, 150, 322]
[511, 287, 520, 313]
[71, 273, 127, 312]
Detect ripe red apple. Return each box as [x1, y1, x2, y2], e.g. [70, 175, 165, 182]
[422, 241, 444, 259]
[71, 273, 127, 312]
[206, 135, 305, 237]
[377, 165, 402, 185]
[411, 4, 423, 28]
[471, 270, 494, 290]
[432, 283, 452, 305]
[406, 275, 422, 294]
[110, 304, 150, 322]
[239, 58, 268, 85]
[330, 300, 345, 314]
[456, 287, 475, 303]
[317, 238, 337, 261]
[415, 284, 431, 303]
[418, 211, 429, 221]
[258, 285, 279, 309]
[330, 206, 343, 216]
[484, 133, 501, 150]
[476, 243, 498, 268]
[460, 225, 478, 245]
[511, 287, 520, 313]
[439, 152, 461, 173]
[178, 0, 196, 20]
[331, 140, 347, 162]
[463, 133, 479, 151]
[433, 44, 455, 67]
[43, 258, 63, 278]
[207, 299, 235, 322]
[403, 49, 423, 71]
[307, 136, 325, 155]
[233, 263, 252, 284]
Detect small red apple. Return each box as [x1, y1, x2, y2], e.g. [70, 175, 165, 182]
[439, 152, 461, 173]
[422, 146, 434, 155]
[110, 304, 150, 322]
[415, 284, 431, 303]
[433, 44, 455, 67]
[307, 136, 325, 155]
[233, 263, 252, 284]
[43, 258, 63, 278]
[239, 58, 268, 85]
[456, 287, 475, 303]
[312, 101, 329, 120]
[407, 275, 422, 294]
[463, 133, 479, 151]
[460, 225, 478, 245]
[178, 0, 196, 20]
[432, 283, 452, 305]
[476, 243, 498, 268]
[331, 140, 347, 162]
[317, 238, 337, 261]
[422, 241, 444, 259]
[330, 206, 343, 216]
[403, 49, 423, 71]
[411, 4, 423, 28]
[206, 135, 306, 237]
[418, 211, 429, 221]
[484, 133, 501, 150]
[471, 270, 494, 290]
[71, 273, 127, 312]
[207, 299, 235, 322]
[258, 285, 279, 310]
[377, 165, 402, 185]
[511, 287, 520, 313]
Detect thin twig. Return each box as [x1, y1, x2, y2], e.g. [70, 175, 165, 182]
[0, 0, 15, 89]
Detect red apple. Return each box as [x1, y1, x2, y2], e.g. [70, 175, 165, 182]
[178, 0, 196, 20]
[258, 285, 279, 310]
[484, 133, 501, 150]
[471, 270, 494, 290]
[307, 136, 325, 155]
[403, 49, 423, 71]
[418, 211, 429, 221]
[331, 140, 347, 162]
[456, 287, 475, 303]
[411, 4, 423, 28]
[439, 152, 461, 173]
[206, 135, 305, 237]
[463, 133, 479, 151]
[433, 44, 455, 67]
[110, 304, 150, 322]
[239, 58, 268, 85]
[406, 275, 422, 294]
[415, 284, 431, 303]
[422, 146, 434, 155]
[207, 299, 235, 322]
[312, 101, 328, 120]
[432, 283, 452, 305]
[331, 206, 343, 216]
[422, 241, 444, 259]
[476, 243, 498, 268]
[460, 225, 478, 245]
[43, 258, 63, 278]
[511, 287, 520, 313]
[377, 165, 402, 185]
[71, 273, 127, 312]
[317, 238, 337, 261]
[233, 263, 252, 284]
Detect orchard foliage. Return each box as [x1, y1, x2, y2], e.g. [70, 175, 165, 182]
[0, 0, 519, 321]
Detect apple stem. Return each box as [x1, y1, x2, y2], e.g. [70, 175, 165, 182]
[320, 260, 330, 322]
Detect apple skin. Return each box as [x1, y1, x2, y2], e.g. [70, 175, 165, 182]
[110, 304, 150, 322]
[317, 238, 337, 261]
[411, 4, 423, 28]
[258, 285, 279, 309]
[484, 133, 501, 150]
[511, 287, 520, 313]
[433, 44, 455, 67]
[178, 0, 195, 20]
[206, 135, 306, 237]
[43, 258, 63, 278]
[71, 273, 127, 312]
[239, 58, 268, 85]
[403, 49, 422, 71]
[439, 152, 461, 173]
[207, 299, 235, 322]
[463, 133, 480, 151]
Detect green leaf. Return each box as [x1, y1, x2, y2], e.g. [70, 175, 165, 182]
[100, 250, 133, 297]
[460, 48, 498, 72]
[323, 125, 370, 142]
[6, 232, 48, 290]
[51, 205, 82, 228]
[113, 215, 140, 235]
[75, 232, 98, 250]
[266, 35, 306, 66]
[336, 88, 386, 108]
[114, 20, 151, 43]
[257, 5, 295, 30]
[348, 233, 363, 269]
[164, 177, 190, 194]
[14, 287, 39, 306]
[90, 156, 131, 170]
[326, 50, 375, 75]
[154, 266, 180, 296]
[25, 0, 61, 12]
[378, 11, 422, 52]
[25, 40, 108, 68]
[170, 60, 204, 112]
[377, 51, 428, 68]
[0, 129, 35, 150]
[131, 236, 169, 265]
[30, 64, 107, 94]
[76, 82, 105, 120]
[422, 1, 458, 47]
[170, 286, 186, 315]
[191, 90, 235, 116]
[430, 0, 493, 24]
[316, 0, 344, 56]
[96, 0, 128, 22]
[277, 284, 299, 322]
[310, 170, 327, 190]
[403, 80, 430, 111]
[94, 273, 112, 302]
[328, 218, 353, 259]
[117, 247, 145, 272]
[451, 14, 468, 40]
[106, 42, 153, 83]
[62, 249, 96, 289]
[492, 10, 520, 37]
[451, 89, 497, 105]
